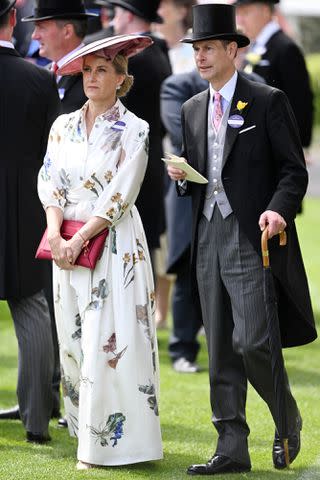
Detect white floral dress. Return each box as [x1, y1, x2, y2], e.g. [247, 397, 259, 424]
[38, 99, 163, 466]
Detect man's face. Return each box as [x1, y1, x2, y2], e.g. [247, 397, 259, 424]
[157, 0, 185, 27]
[236, 3, 272, 41]
[31, 19, 65, 61]
[113, 6, 130, 35]
[193, 39, 236, 87]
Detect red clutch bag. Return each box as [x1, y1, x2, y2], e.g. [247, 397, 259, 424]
[35, 220, 109, 270]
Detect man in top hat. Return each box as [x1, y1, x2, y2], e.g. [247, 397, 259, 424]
[22, 0, 97, 113]
[233, 0, 313, 150]
[108, 0, 172, 261]
[0, 0, 60, 442]
[167, 3, 316, 475]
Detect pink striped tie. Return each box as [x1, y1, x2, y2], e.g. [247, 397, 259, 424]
[213, 92, 223, 131]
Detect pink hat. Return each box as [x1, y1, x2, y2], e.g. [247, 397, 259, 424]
[57, 34, 153, 76]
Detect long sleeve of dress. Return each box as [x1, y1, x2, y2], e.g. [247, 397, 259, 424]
[38, 114, 69, 212]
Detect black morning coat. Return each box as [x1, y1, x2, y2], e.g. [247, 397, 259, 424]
[0, 46, 61, 299]
[180, 73, 317, 348]
[56, 73, 87, 114]
[251, 29, 314, 148]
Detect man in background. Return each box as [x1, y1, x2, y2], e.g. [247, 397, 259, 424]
[22, 0, 97, 113]
[0, 0, 97, 428]
[0, 0, 60, 443]
[234, 0, 313, 150]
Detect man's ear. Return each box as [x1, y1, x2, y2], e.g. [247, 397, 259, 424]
[228, 41, 238, 59]
[10, 8, 17, 29]
[63, 22, 75, 41]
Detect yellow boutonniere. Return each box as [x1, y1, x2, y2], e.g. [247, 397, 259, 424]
[246, 52, 261, 66]
[237, 101, 248, 112]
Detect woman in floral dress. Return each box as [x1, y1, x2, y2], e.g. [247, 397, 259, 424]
[37, 35, 162, 470]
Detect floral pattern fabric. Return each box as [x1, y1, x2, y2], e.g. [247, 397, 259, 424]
[38, 100, 162, 466]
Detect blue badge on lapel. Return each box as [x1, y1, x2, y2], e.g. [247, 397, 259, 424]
[58, 88, 65, 100]
[111, 121, 126, 132]
[228, 115, 244, 128]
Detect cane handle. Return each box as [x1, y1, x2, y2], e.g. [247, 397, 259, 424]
[261, 228, 287, 268]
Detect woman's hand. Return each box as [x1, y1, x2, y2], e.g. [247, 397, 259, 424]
[66, 233, 87, 266]
[48, 233, 75, 270]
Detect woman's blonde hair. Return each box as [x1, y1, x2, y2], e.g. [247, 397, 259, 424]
[112, 54, 134, 98]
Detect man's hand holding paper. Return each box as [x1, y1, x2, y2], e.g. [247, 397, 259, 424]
[163, 153, 208, 184]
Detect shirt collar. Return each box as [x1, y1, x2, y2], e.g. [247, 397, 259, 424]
[254, 20, 280, 51]
[209, 70, 238, 104]
[0, 40, 14, 49]
[56, 43, 85, 68]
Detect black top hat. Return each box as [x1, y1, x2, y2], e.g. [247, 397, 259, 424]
[107, 0, 163, 23]
[21, 0, 99, 23]
[232, 0, 279, 5]
[181, 4, 250, 48]
[0, 0, 16, 18]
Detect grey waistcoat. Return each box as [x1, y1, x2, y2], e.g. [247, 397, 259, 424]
[203, 102, 233, 221]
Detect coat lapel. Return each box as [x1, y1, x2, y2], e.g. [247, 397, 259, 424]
[222, 74, 253, 167]
[192, 90, 210, 175]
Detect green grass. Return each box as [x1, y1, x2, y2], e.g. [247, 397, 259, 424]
[0, 198, 319, 479]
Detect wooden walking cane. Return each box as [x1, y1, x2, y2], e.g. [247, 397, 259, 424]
[261, 228, 290, 468]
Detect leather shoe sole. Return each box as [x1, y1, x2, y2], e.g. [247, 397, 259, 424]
[187, 455, 251, 475]
[0, 405, 20, 420]
[0, 405, 62, 421]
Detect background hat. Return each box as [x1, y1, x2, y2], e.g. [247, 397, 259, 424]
[57, 34, 153, 75]
[94, 0, 112, 6]
[182, 4, 250, 47]
[232, 0, 279, 5]
[107, 0, 163, 23]
[21, 0, 98, 23]
[0, 0, 16, 18]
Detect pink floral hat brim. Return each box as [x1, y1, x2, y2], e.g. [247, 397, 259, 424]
[57, 34, 153, 76]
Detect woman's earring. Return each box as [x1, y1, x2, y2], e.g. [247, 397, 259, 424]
[116, 85, 121, 91]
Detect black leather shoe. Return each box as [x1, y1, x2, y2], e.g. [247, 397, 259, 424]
[0, 405, 20, 420]
[58, 417, 68, 428]
[273, 429, 301, 469]
[0, 405, 63, 421]
[187, 455, 251, 475]
[26, 431, 52, 444]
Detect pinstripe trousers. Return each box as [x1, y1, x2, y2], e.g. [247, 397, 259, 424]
[196, 207, 299, 466]
[7, 290, 54, 434]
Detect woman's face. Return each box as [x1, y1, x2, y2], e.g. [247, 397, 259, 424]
[82, 55, 125, 103]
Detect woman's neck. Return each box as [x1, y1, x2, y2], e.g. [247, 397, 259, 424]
[85, 98, 117, 138]
[87, 98, 117, 121]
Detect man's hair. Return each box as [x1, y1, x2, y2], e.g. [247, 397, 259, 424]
[256, 1, 275, 13]
[55, 18, 88, 39]
[0, 9, 11, 29]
